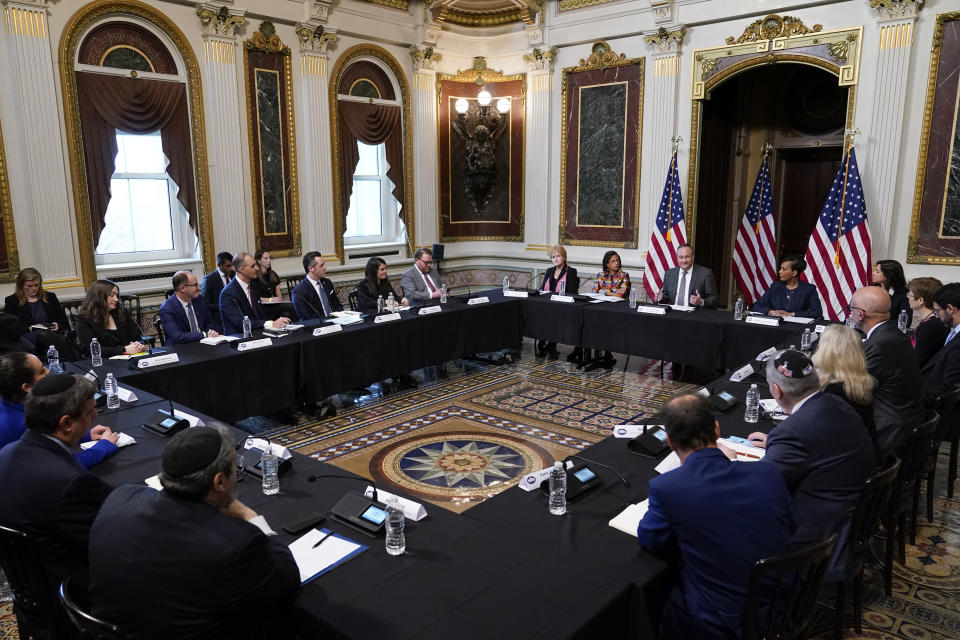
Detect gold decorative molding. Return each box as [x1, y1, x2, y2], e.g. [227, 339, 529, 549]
[409, 45, 442, 71]
[444, 57, 509, 87]
[870, 0, 923, 21]
[644, 26, 686, 53]
[245, 21, 290, 56]
[196, 4, 245, 37]
[726, 14, 822, 45]
[367, 0, 408, 8]
[3, 4, 47, 39]
[522, 46, 557, 71]
[560, 42, 640, 93]
[559, 0, 616, 11]
[59, 0, 216, 285]
[426, 0, 541, 26]
[0, 120, 20, 283]
[295, 23, 337, 54]
[329, 45, 415, 263]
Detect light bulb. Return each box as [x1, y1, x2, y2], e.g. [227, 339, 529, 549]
[455, 98, 469, 114]
[477, 90, 492, 106]
[496, 97, 511, 113]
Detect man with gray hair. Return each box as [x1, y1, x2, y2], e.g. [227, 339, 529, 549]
[748, 350, 876, 581]
[0, 373, 112, 639]
[89, 426, 299, 638]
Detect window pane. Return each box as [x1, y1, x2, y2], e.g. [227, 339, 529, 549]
[354, 141, 380, 176]
[117, 131, 167, 174]
[130, 179, 174, 251]
[96, 179, 135, 254]
[355, 179, 382, 236]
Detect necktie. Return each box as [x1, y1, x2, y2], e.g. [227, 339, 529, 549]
[424, 272, 437, 293]
[186, 302, 199, 333]
[247, 284, 259, 319]
[315, 280, 331, 316]
[223, 273, 229, 286]
[678, 270, 688, 307]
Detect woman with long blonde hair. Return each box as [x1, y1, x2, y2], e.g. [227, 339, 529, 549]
[812, 325, 879, 457]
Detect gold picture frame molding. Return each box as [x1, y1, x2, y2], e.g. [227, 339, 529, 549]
[59, 0, 216, 286]
[0, 120, 19, 282]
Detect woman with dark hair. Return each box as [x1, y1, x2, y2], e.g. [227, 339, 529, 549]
[907, 276, 948, 368]
[873, 259, 911, 326]
[592, 250, 630, 298]
[4, 268, 70, 336]
[255, 250, 283, 300]
[76, 280, 145, 357]
[752, 256, 822, 318]
[0, 351, 118, 465]
[355, 257, 409, 312]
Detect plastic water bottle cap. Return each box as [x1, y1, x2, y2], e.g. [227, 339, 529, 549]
[750, 383, 757, 389]
[553, 461, 563, 469]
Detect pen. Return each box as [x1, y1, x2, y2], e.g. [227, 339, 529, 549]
[312, 531, 332, 548]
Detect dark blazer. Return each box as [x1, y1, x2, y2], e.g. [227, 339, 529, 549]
[659, 264, 719, 308]
[889, 289, 912, 327]
[201, 270, 230, 331]
[75, 310, 142, 358]
[913, 314, 949, 369]
[541, 264, 580, 295]
[157, 295, 218, 345]
[638, 448, 794, 639]
[753, 280, 822, 317]
[822, 381, 879, 461]
[864, 321, 924, 453]
[219, 278, 267, 335]
[3, 292, 69, 334]
[920, 330, 960, 406]
[292, 276, 343, 321]
[763, 392, 877, 581]
[355, 279, 403, 312]
[90, 484, 300, 640]
[0, 429, 111, 637]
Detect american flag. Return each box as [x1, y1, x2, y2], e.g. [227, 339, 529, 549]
[732, 156, 777, 305]
[801, 147, 872, 321]
[644, 151, 687, 301]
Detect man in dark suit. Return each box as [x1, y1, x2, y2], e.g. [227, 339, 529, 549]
[219, 252, 290, 335]
[201, 251, 235, 332]
[401, 247, 443, 305]
[293, 251, 343, 321]
[655, 244, 718, 308]
[158, 271, 221, 345]
[748, 351, 876, 582]
[0, 374, 112, 639]
[638, 394, 794, 639]
[921, 282, 960, 405]
[850, 285, 923, 453]
[89, 426, 300, 639]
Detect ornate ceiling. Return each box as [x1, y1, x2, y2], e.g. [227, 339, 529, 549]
[366, 0, 543, 27]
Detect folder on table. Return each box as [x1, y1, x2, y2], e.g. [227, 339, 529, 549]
[288, 528, 368, 585]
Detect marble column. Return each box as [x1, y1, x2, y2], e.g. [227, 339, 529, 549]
[863, 0, 922, 257]
[196, 4, 248, 256]
[295, 24, 338, 262]
[642, 27, 685, 242]
[410, 46, 442, 250]
[522, 47, 557, 252]
[1, 0, 81, 286]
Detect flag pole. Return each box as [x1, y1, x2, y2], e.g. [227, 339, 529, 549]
[667, 136, 681, 244]
[835, 128, 860, 267]
[758, 142, 773, 235]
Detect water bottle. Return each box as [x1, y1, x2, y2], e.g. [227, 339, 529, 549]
[440, 284, 447, 304]
[548, 461, 567, 516]
[104, 373, 120, 409]
[377, 295, 385, 314]
[242, 315, 252, 339]
[89, 338, 102, 367]
[46, 345, 62, 374]
[898, 309, 908, 333]
[734, 296, 745, 321]
[745, 384, 760, 424]
[800, 327, 813, 355]
[557, 280, 566, 297]
[385, 498, 406, 556]
[629, 287, 638, 309]
[261, 444, 280, 495]
[503, 276, 510, 294]
[387, 292, 396, 312]
[845, 314, 857, 329]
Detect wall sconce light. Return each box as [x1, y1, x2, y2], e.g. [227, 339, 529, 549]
[451, 87, 511, 214]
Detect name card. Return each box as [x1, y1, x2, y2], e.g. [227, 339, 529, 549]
[374, 313, 401, 324]
[814, 324, 827, 333]
[755, 346, 777, 362]
[364, 486, 428, 521]
[550, 295, 575, 303]
[518, 460, 574, 492]
[313, 324, 343, 336]
[503, 290, 528, 298]
[668, 304, 695, 312]
[236, 337, 273, 351]
[613, 424, 664, 439]
[637, 305, 667, 315]
[745, 315, 781, 327]
[418, 305, 442, 315]
[729, 363, 756, 383]
[136, 353, 180, 369]
[467, 297, 490, 305]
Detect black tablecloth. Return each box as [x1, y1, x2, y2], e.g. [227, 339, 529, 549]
[521, 295, 588, 346]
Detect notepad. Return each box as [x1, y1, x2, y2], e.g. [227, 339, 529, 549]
[609, 499, 649, 537]
[654, 451, 681, 475]
[288, 528, 367, 584]
[200, 335, 239, 345]
[81, 432, 136, 449]
[717, 437, 766, 461]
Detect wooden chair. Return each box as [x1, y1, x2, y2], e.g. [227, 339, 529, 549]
[922, 386, 960, 516]
[59, 578, 124, 640]
[0, 524, 60, 640]
[284, 276, 301, 299]
[348, 289, 360, 312]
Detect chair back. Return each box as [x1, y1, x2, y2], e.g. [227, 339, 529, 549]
[0, 524, 59, 632]
[846, 455, 901, 575]
[888, 411, 938, 517]
[742, 534, 837, 640]
[152, 314, 166, 347]
[348, 289, 360, 312]
[118, 294, 141, 330]
[163, 289, 175, 300]
[933, 386, 960, 445]
[59, 578, 124, 640]
[284, 276, 301, 299]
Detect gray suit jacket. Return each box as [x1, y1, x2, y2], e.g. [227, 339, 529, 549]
[401, 265, 440, 304]
[660, 265, 718, 308]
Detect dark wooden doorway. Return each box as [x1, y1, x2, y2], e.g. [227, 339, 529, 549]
[692, 64, 848, 307]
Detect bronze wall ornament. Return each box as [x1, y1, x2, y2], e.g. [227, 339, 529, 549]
[725, 14, 822, 45]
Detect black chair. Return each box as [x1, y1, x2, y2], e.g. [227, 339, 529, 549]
[119, 293, 141, 329]
[0, 524, 60, 640]
[922, 386, 960, 516]
[284, 276, 301, 299]
[152, 314, 166, 347]
[348, 289, 360, 312]
[831, 455, 900, 639]
[742, 534, 837, 640]
[61, 299, 85, 354]
[59, 578, 124, 640]
[946, 385, 960, 500]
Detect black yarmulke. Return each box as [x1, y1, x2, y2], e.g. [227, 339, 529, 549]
[162, 427, 222, 477]
[30, 373, 78, 397]
[774, 350, 815, 379]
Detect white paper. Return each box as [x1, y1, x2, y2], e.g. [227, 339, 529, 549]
[609, 500, 650, 536]
[144, 474, 162, 491]
[467, 297, 490, 305]
[117, 387, 138, 402]
[613, 424, 663, 439]
[654, 451, 681, 475]
[289, 528, 363, 584]
[245, 438, 292, 461]
[329, 315, 363, 325]
[550, 295, 574, 303]
[283, 324, 304, 331]
[363, 486, 427, 521]
[200, 335, 239, 345]
[503, 290, 528, 298]
[814, 324, 827, 334]
[331, 311, 361, 318]
[313, 324, 343, 336]
[373, 313, 401, 324]
[418, 305, 442, 315]
[81, 432, 136, 449]
[759, 399, 788, 421]
[730, 363, 755, 382]
[755, 346, 778, 362]
[668, 304, 695, 312]
[695, 387, 710, 398]
[783, 315, 815, 324]
[717, 438, 766, 461]
[581, 292, 623, 302]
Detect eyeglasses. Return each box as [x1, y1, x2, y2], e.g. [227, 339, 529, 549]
[845, 305, 865, 314]
[418, 258, 433, 266]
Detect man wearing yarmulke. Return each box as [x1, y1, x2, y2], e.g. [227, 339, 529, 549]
[89, 425, 299, 639]
[747, 350, 876, 582]
[0, 373, 112, 639]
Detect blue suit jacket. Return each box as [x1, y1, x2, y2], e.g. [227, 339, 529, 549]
[158, 295, 217, 345]
[763, 392, 877, 581]
[753, 280, 822, 318]
[219, 278, 266, 335]
[201, 270, 230, 331]
[0, 399, 116, 467]
[292, 276, 343, 321]
[638, 448, 794, 639]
